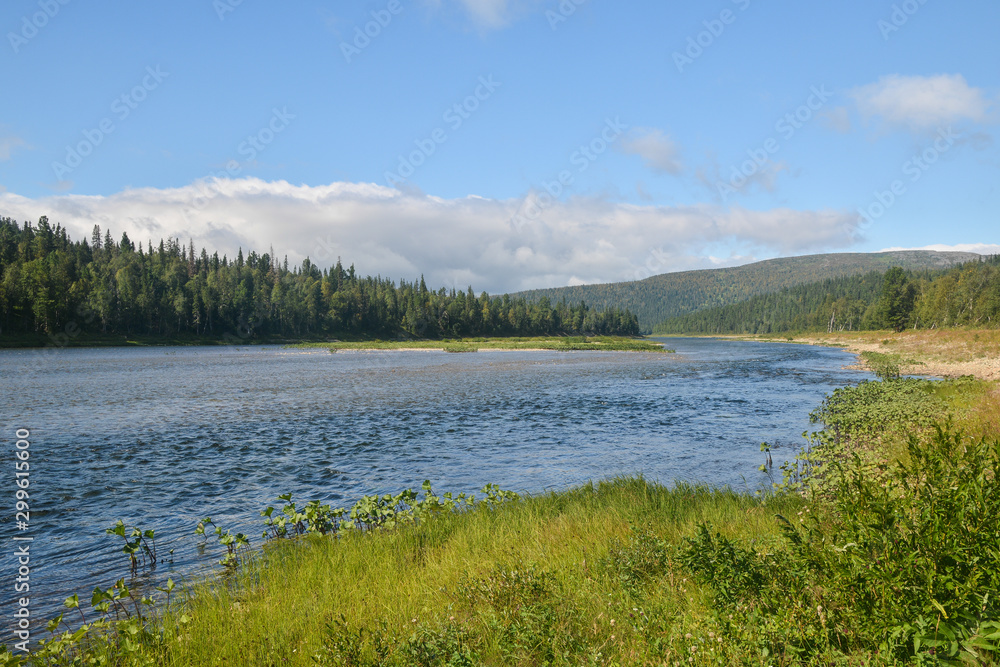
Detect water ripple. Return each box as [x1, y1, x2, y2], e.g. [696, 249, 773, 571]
[0, 338, 868, 627]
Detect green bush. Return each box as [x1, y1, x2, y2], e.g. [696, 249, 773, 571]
[678, 423, 1000, 664]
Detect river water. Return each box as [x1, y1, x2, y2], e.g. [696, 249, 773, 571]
[0, 337, 866, 637]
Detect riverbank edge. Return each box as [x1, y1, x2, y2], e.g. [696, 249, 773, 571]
[650, 329, 1000, 381]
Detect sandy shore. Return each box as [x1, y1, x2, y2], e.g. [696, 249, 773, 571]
[786, 333, 1000, 381]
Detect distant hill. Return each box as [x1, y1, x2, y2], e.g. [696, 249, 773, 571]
[654, 254, 1000, 334]
[513, 251, 981, 332]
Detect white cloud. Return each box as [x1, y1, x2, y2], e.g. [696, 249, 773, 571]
[456, 0, 509, 27]
[424, 0, 539, 29]
[0, 178, 861, 293]
[619, 128, 683, 175]
[0, 136, 27, 161]
[879, 243, 1000, 256]
[851, 74, 992, 130]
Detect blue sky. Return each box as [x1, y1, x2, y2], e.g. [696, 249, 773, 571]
[1, 0, 997, 293]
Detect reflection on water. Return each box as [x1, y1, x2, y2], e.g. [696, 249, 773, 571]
[0, 338, 867, 629]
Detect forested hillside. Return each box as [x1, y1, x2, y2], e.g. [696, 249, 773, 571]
[0, 216, 639, 344]
[516, 251, 980, 331]
[653, 257, 1000, 334]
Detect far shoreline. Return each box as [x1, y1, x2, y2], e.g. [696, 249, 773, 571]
[0, 334, 672, 354]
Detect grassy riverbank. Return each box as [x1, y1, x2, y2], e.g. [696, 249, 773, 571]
[7, 351, 1000, 665]
[294, 336, 670, 353]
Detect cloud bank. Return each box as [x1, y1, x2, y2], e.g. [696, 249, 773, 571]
[879, 243, 1000, 256]
[0, 178, 862, 294]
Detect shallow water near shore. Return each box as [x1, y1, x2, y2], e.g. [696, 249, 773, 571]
[0, 337, 867, 633]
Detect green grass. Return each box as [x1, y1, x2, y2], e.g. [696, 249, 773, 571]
[26, 480, 801, 666]
[296, 336, 672, 353]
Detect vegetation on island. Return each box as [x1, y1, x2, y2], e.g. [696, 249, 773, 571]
[5, 345, 1000, 664]
[294, 336, 670, 353]
[654, 256, 1000, 335]
[0, 216, 639, 347]
[517, 250, 980, 331]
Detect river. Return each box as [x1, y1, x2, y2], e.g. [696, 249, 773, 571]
[0, 337, 867, 636]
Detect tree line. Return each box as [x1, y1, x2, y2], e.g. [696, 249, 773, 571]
[0, 216, 640, 343]
[653, 257, 1000, 335]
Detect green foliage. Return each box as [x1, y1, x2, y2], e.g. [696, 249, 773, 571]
[105, 521, 158, 574]
[0, 217, 639, 343]
[312, 336, 667, 352]
[655, 255, 1000, 335]
[860, 350, 903, 381]
[675, 423, 1000, 663]
[195, 517, 251, 571]
[809, 377, 949, 441]
[262, 482, 516, 542]
[312, 617, 479, 667]
[261, 493, 344, 539]
[519, 249, 979, 332]
[826, 425, 1000, 662]
[397, 622, 479, 667]
[678, 524, 767, 608]
[599, 526, 671, 594]
[458, 562, 584, 665]
[875, 266, 918, 331]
